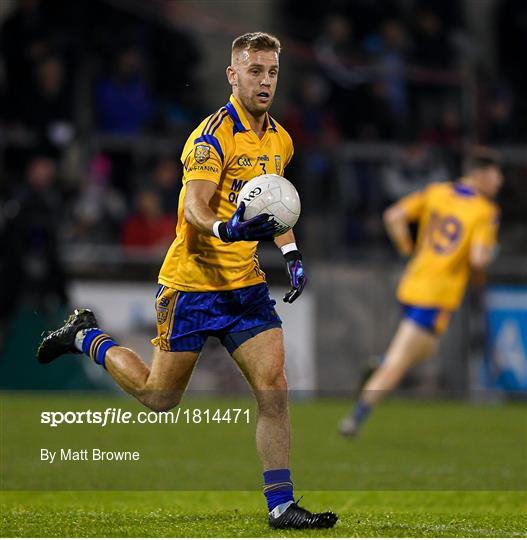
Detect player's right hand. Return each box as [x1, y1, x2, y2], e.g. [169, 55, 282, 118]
[218, 202, 275, 242]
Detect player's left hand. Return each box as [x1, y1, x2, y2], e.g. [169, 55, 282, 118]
[283, 250, 306, 303]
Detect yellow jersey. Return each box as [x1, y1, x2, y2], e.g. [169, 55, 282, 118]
[397, 182, 499, 311]
[158, 95, 294, 292]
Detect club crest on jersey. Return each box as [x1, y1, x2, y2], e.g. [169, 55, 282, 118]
[157, 296, 170, 324]
[194, 144, 211, 164]
[274, 155, 282, 174]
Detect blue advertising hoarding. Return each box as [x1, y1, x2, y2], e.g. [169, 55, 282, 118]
[483, 286, 527, 392]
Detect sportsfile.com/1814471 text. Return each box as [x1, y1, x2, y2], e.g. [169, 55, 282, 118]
[40, 408, 251, 427]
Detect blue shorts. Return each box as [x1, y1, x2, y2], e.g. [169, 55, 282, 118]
[402, 304, 451, 335]
[151, 283, 282, 354]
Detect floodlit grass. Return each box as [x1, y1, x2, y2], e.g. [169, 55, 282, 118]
[1, 393, 526, 536]
[1, 490, 526, 537]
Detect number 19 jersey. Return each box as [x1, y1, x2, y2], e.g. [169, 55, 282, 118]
[396, 182, 499, 311]
[158, 95, 294, 292]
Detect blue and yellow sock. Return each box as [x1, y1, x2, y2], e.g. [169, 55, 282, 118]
[263, 468, 294, 513]
[77, 328, 118, 369]
[353, 399, 372, 426]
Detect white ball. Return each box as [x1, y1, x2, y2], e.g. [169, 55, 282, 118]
[237, 174, 301, 236]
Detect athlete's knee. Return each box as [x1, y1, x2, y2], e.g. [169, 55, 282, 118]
[260, 364, 288, 391]
[255, 371, 288, 417]
[140, 390, 183, 412]
[144, 399, 178, 413]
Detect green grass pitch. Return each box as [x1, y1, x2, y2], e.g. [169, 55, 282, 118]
[1, 393, 526, 537]
[2, 490, 525, 537]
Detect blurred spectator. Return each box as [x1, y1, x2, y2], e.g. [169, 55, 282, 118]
[0, 155, 68, 338]
[315, 13, 361, 86]
[368, 19, 409, 136]
[314, 14, 372, 138]
[70, 154, 126, 243]
[17, 56, 74, 150]
[95, 47, 155, 135]
[150, 158, 181, 215]
[282, 0, 339, 42]
[412, 0, 465, 32]
[282, 0, 400, 43]
[409, 9, 458, 134]
[360, 18, 410, 139]
[347, 0, 400, 42]
[284, 74, 340, 213]
[315, 14, 362, 86]
[0, 0, 51, 109]
[486, 83, 516, 144]
[421, 100, 463, 173]
[121, 190, 176, 250]
[0, 0, 523, 265]
[412, 9, 455, 69]
[149, 25, 202, 125]
[382, 142, 449, 202]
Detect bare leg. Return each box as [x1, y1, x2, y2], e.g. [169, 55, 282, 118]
[339, 319, 438, 436]
[105, 346, 199, 412]
[361, 319, 439, 407]
[231, 328, 289, 470]
[232, 327, 338, 527]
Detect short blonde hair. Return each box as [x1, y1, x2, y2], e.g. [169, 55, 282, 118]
[232, 32, 281, 57]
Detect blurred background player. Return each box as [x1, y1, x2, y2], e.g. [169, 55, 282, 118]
[36, 31, 336, 529]
[339, 148, 503, 437]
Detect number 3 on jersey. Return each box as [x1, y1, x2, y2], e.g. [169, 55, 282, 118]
[259, 162, 267, 174]
[425, 211, 463, 254]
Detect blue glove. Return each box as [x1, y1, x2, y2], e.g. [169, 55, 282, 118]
[283, 250, 306, 303]
[218, 202, 275, 242]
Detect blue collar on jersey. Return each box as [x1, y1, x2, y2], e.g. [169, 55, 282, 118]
[454, 183, 476, 197]
[267, 114, 277, 131]
[226, 95, 278, 134]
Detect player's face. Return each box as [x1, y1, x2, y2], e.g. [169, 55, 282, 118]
[478, 166, 504, 199]
[229, 49, 279, 117]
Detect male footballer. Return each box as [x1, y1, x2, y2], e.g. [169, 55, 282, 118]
[339, 149, 503, 437]
[38, 32, 337, 529]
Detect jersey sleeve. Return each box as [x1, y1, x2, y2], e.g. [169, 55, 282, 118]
[472, 206, 500, 248]
[181, 132, 226, 185]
